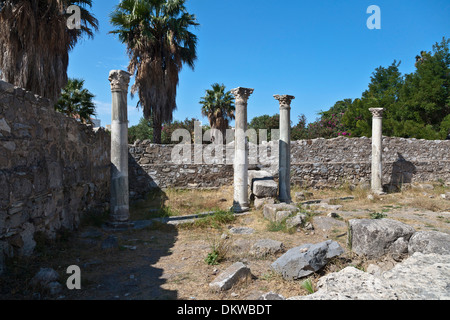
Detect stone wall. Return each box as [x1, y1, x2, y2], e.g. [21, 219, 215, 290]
[0, 80, 110, 272]
[128, 142, 234, 197]
[289, 137, 450, 188]
[129, 136, 450, 196]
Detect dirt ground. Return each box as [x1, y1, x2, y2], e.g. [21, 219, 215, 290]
[0, 183, 449, 300]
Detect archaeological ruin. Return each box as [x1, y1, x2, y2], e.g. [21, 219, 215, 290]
[0, 77, 449, 300]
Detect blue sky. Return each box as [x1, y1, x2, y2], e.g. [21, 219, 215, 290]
[67, 0, 450, 128]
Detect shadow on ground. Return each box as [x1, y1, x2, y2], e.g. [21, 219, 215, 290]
[0, 187, 179, 300]
[66, 187, 178, 300]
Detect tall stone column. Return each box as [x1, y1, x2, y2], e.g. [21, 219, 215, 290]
[108, 70, 132, 225]
[274, 95, 295, 203]
[369, 108, 384, 194]
[231, 87, 254, 213]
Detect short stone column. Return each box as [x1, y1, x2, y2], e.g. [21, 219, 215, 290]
[369, 108, 384, 194]
[231, 87, 254, 213]
[108, 70, 132, 225]
[274, 95, 295, 203]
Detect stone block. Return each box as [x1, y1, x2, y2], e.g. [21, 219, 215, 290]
[258, 292, 286, 300]
[252, 179, 278, 198]
[229, 227, 254, 235]
[253, 197, 275, 210]
[275, 211, 292, 223]
[209, 262, 252, 291]
[248, 170, 273, 187]
[348, 218, 416, 258]
[285, 213, 307, 229]
[408, 231, 450, 255]
[271, 240, 344, 280]
[263, 203, 299, 222]
[250, 239, 285, 257]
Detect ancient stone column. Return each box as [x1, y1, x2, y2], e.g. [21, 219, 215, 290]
[369, 108, 384, 194]
[274, 95, 295, 203]
[230, 87, 254, 213]
[108, 70, 132, 225]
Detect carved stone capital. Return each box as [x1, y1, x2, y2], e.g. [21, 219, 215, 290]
[369, 108, 384, 118]
[109, 70, 131, 92]
[274, 95, 295, 109]
[231, 87, 254, 104]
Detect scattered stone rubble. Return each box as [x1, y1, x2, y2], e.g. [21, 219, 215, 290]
[206, 200, 450, 300]
[289, 252, 450, 300]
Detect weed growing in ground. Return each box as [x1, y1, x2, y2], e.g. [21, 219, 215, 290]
[204, 236, 230, 265]
[301, 278, 315, 294]
[370, 212, 387, 219]
[266, 219, 296, 234]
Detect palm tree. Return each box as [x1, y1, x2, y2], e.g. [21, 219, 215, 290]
[55, 78, 96, 124]
[200, 83, 235, 144]
[0, 1, 98, 102]
[110, 0, 198, 144]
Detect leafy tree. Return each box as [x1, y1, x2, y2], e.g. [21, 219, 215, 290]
[55, 78, 96, 124]
[341, 61, 404, 138]
[291, 114, 308, 140]
[128, 117, 153, 143]
[199, 83, 235, 143]
[289, 38, 449, 141]
[110, 0, 199, 144]
[0, 0, 98, 102]
[161, 117, 200, 144]
[248, 114, 280, 141]
[397, 37, 450, 138]
[440, 114, 450, 139]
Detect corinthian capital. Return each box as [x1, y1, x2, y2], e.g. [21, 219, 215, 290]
[369, 108, 385, 118]
[231, 87, 254, 103]
[274, 95, 295, 109]
[109, 70, 132, 92]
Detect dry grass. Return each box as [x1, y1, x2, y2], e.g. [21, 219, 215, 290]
[130, 186, 234, 220]
[292, 182, 450, 214]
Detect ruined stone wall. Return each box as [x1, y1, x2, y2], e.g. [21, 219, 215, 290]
[129, 136, 450, 197]
[128, 142, 234, 197]
[289, 137, 450, 188]
[0, 80, 110, 272]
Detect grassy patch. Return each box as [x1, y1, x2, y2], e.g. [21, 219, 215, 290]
[180, 210, 237, 230]
[267, 221, 297, 234]
[370, 212, 387, 219]
[130, 186, 234, 219]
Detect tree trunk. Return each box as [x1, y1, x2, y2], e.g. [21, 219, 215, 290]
[153, 115, 162, 144]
